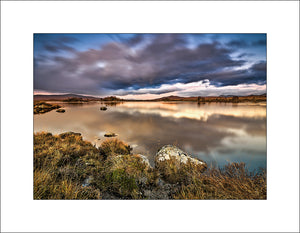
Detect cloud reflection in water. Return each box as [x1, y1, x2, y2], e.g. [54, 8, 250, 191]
[34, 102, 266, 171]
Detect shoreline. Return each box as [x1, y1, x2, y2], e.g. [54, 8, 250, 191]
[34, 94, 266, 103]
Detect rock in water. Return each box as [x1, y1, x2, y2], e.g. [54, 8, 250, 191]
[56, 109, 66, 113]
[155, 145, 207, 184]
[104, 132, 117, 137]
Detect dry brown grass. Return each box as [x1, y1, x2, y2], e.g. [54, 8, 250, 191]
[155, 156, 207, 185]
[173, 162, 266, 199]
[34, 132, 102, 199]
[34, 133, 156, 199]
[99, 138, 132, 158]
[34, 132, 266, 200]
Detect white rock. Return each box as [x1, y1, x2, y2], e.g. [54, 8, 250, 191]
[155, 145, 206, 166]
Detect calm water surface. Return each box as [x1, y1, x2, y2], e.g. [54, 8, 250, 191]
[34, 101, 266, 171]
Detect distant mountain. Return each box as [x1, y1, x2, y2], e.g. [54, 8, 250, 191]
[247, 93, 267, 97]
[219, 95, 236, 97]
[35, 93, 266, 102]
[134, 94, 266, 102]
[219, 93, 266, 97]
[152, 95, 198, 101]
[34, 94, 101, 101]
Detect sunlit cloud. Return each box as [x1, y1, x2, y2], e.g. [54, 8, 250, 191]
[116, 79, 266, 99]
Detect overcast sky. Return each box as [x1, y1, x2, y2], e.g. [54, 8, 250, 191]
[34, 33, 266, 99]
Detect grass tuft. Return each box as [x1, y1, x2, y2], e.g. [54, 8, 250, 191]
[99, 138, 132, 158]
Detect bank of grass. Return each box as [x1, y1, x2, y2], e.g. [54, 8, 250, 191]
[34, 132, 157, 199]
[34, 132, 266, 199]
[34, 132, 101, 199]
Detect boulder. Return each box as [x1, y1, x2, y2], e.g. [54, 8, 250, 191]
[155, 145, 207, 184]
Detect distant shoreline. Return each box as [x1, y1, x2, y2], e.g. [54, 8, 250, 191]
[34, 93, 266, 103]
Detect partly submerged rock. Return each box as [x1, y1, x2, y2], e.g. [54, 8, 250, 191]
[104, 132, 117, 137]
[56, 109, 66, 113]
[100, 106, 107, 111]
[155, 145, 207, 184]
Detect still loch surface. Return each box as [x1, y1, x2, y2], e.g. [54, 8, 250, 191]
[34, 101, 266, 171]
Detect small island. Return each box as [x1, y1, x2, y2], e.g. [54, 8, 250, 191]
[34, 101, 61, 114]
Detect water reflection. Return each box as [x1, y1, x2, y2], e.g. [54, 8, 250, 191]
[34, 101, 266, 171]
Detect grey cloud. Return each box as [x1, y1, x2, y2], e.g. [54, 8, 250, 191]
[251, 61, 266, 72]
[43, 36, 77, 53]
[237, 53, 254, 58]
[252, 39, 266, 46]
[34, 34, 265, 96]
[226, 40, 248, 47]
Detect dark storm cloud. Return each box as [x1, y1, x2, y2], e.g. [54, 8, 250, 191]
[201, 61, 266, 87]
[226, 38, 266, 48]
[125, 34, 145, 46]
[252, 39, 266, 46]
[34, 34, 266, 96]
[44, 44, 75, 53]
[237, 53, 254, 58]
[226, 40, 248, 47]
[251, 61, 266, 72]
[43, 36, 78, 53]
